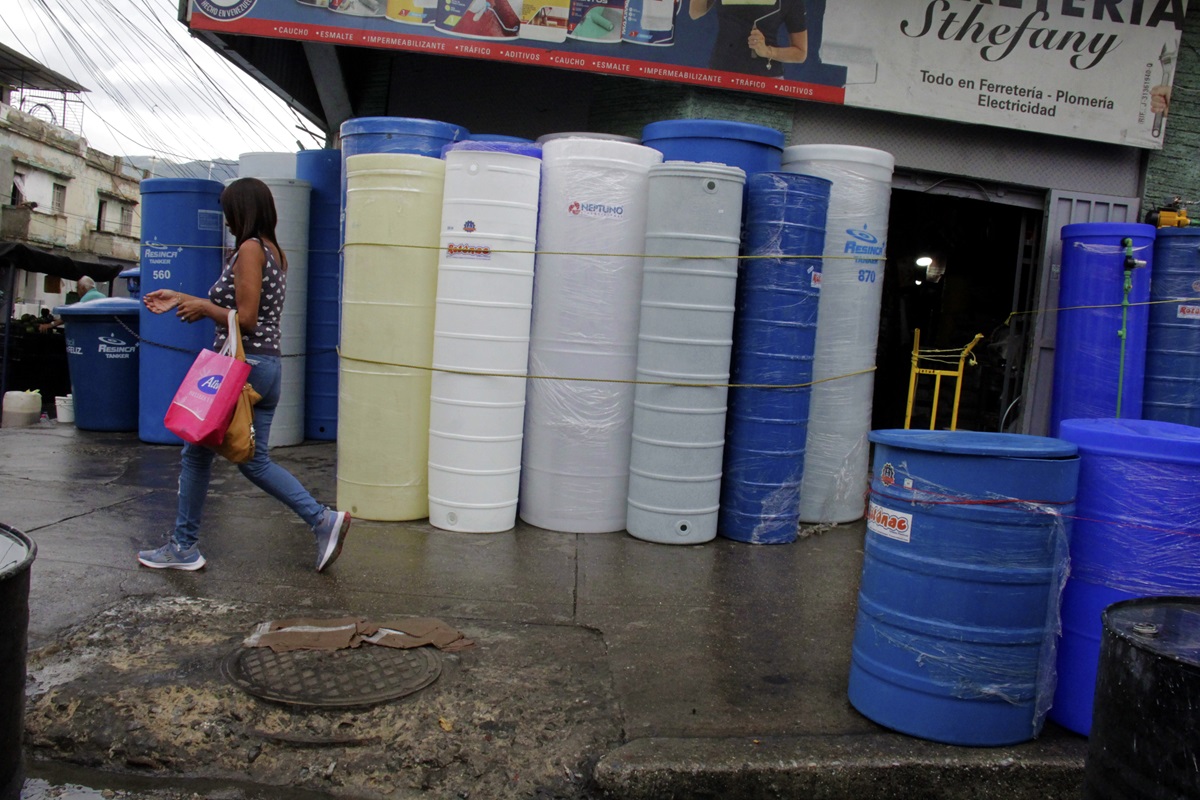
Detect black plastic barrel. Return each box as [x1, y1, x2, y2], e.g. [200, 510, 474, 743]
[1084, 596, 1200, 799]
[0, 524, 36, 800]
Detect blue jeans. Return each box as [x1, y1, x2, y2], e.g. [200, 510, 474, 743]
[173, 354, 325, 549]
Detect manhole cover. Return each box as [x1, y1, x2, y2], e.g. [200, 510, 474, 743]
[222, 646, 442, 708]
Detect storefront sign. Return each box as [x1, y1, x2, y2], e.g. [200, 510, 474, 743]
[188, 0, 1188, 148]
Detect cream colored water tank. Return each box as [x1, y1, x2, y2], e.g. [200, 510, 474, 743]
[338, 153, 445, 520]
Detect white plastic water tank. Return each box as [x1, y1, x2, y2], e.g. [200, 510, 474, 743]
[223, 174, 312, 447]
[782, 145, 895, 524]
[429, 143, 542, 533]
[238, 152, 297, 179]
[338, 153, 446, 520]
[261, 178, 311, 447]
[520, 137, 662, 533]
[626, 161, 745, 545]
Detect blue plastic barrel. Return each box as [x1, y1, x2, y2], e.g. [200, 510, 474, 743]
[1050, 223, 1155, 436]
[117, 268, 140, 299]
[56, 298, 141, 431]
[1143, 227, 1200, 427]
[640, 119, 785, 177]
[340, 117, 469, 162]
[718, 173, 829, 544]
[297, 149, 341, 441]
[138, 178, 225, 444]
[850, 429, 1079, 746]
[1050, 417, 1200, 736]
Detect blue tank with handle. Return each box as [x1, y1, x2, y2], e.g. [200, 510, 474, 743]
[719, 172, 829, 544]
[1050, 222, 1155, 435]
[1143, 226, 1200, 427]
[138, 178, 225, 444]
[850, 429, 1078, 746]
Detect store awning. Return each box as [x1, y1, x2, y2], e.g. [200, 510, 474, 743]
[0, 242, 126, 282]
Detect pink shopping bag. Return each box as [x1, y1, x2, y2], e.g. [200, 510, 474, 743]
[164, 310, 251, 448]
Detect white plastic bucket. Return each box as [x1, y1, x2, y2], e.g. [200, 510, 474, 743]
[55, 395, 74, 425]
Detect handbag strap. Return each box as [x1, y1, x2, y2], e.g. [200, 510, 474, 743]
[219, 309, 247, 363]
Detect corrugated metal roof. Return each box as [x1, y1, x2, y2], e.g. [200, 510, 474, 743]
[0, 42, 87, 94]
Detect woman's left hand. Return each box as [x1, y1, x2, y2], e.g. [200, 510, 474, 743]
[748, 27, 770, 57]
[175, 294, 208, 323]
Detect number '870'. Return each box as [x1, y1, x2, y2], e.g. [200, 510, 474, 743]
[858, 269, 876, 283]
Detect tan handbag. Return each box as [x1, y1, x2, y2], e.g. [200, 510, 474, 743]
[216, 312, 262, 464]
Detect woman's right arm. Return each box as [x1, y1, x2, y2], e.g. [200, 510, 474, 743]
[689, 0, 715, 20]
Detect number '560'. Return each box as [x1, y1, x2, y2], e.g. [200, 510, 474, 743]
[152, 269, 171, 280]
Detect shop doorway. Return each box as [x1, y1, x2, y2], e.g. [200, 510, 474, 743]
[872, 187, 1043, 433]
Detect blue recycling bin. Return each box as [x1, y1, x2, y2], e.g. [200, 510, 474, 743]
[56, 298, 140, 431]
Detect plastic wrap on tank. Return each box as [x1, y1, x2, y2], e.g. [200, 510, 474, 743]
[719, 172, 829, 544]
[441, 140, 543, 159]
[849, 429, 1078, 746]
[520, 137, 663, 533]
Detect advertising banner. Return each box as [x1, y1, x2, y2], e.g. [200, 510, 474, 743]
[189, 0, 1188, 149]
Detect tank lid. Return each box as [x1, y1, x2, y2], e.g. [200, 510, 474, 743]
[1105, 597, 1200, 666]
[140, 177, 225, 194]
[443, 140, 543, 159]
[340, 117, 469, 140]
[652, 161, 747, 181]
[868, 429, 1078, 458]
[340, 116, 470, 140]
[1152, 225, 1200, 239]
[536, 131, 640, 144]
[469, 134, 535, 143]
[118, 268, 139, 279]
[641, 119, 785, 149]
[0, 525, 35, 579]
[1060, 222, 1157, 239]
[782, 144, 895, 170]
[1058, 417, 1200, 464]
[55, 297, 142, 316]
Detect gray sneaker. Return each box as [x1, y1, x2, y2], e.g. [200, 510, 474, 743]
[137, 541, 206, 571]
[314, 509, 351, 572]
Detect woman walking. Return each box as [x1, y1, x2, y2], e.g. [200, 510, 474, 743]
[137, 177, 350, 572]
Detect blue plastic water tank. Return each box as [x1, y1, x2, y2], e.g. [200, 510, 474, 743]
[640, 119, 784, 178]
[340, 117, 470, 162]
[117, 268, 140, 299]
[138, 178, 225, 444]
[718, 173, 829, 544]
[1051, 223, 1155, 435]
[1049, 417, 1200, 736]
[56, 298, 141, 431]
[297, 149, 341, 441]
[1143, 227, 1200, 427]
[850, 429, 1079, 746]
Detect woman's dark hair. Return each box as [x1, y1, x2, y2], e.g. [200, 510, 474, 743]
[220, 178, 281, 253]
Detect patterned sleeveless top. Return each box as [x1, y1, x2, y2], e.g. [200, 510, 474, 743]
[209, 238, 286, 355]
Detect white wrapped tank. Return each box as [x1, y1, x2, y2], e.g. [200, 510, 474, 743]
[520, 137, 662, 533]
[783, 144, 895, 525]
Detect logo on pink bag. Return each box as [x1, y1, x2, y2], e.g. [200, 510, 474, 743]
[198, 376, 223, 395]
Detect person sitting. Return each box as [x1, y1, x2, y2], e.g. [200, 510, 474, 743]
[38, 277, 105, 332]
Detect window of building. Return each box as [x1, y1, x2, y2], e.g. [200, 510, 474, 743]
[96, 199, 108, 231]
[52, 183, 66, 213]
[10, 172, 25, 205]
[119, 204, 133, 236]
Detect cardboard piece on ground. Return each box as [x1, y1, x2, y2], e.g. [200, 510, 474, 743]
[243, 616, 474, 653]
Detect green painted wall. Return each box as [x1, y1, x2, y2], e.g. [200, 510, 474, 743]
[587, 79, 793, 139]
[1144, 9, 1200, 216]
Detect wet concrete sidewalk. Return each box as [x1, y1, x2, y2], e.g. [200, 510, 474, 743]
[3, 423, 1087, 799]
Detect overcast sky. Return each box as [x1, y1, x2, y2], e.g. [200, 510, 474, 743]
[1, 0, 324, 163]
